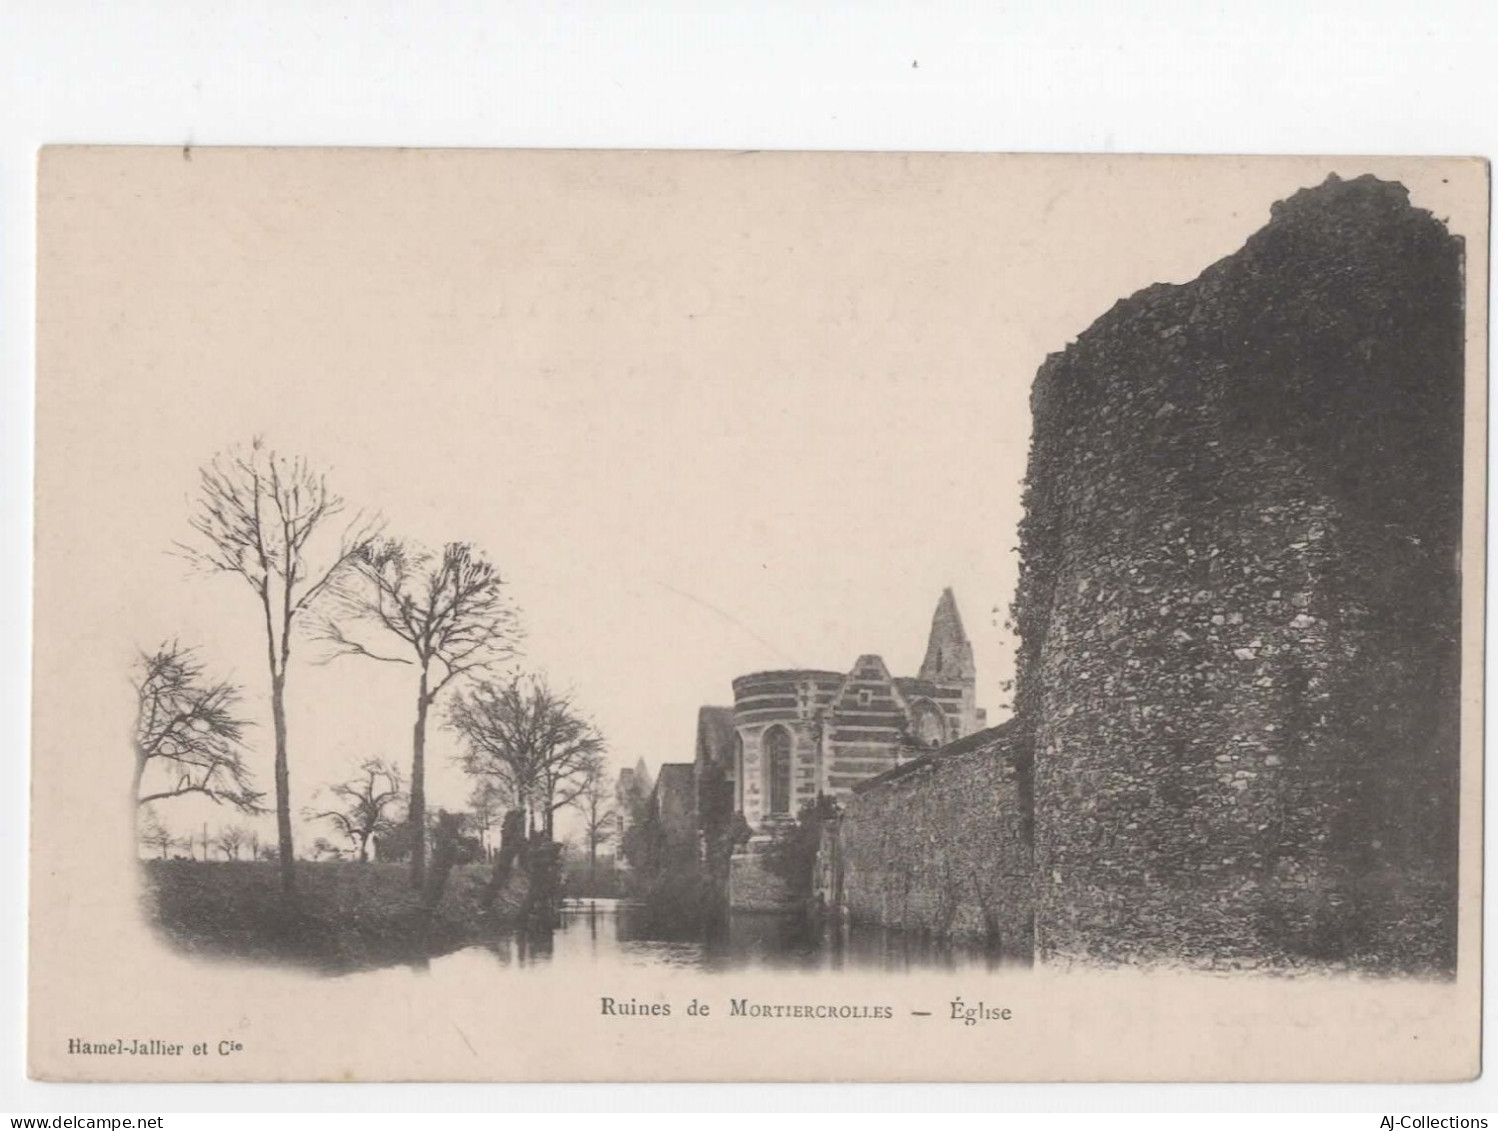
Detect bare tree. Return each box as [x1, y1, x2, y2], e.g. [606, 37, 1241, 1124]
[317, 538, 520, 887]
[137, 808, 175, 860]
[216, 825, 250, 860]
[132, 643, 262, 813]
[176, 438, 378, 899]
[467, 777, 509, 860]
[571, 756, 617, 886]
[448, 675, 605, 839]
[307, 759, 405, 863]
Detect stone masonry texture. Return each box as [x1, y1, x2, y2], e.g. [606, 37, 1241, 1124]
[729, 844, 797, 912]
[1012, 174, 1464, 972]
[823, 723, 1034, 960]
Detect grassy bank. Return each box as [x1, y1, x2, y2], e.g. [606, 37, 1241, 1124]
[141, 859, 529, 974]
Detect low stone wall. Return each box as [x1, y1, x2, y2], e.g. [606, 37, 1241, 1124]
[729, 840, 797, 911]
[820, 724, 1033, 958]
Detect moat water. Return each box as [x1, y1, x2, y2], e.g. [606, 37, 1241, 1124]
[342, 898, 1031, 978]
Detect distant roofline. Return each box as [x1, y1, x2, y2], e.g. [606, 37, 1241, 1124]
[732, 669, 847, 687]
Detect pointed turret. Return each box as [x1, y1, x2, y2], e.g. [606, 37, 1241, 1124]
[632, 757, 654, 798]
[919, 588, 976, 684]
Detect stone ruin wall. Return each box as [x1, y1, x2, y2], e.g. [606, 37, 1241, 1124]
[816, 175, 1463, 976]
[821, 724, 1034, 959]
[812, 175, 1462, 974]
[1013, 174, 1465, 972]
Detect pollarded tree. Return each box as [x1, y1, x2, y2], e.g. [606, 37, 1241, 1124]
[316, 538, 520, 887]
[307, 759, 405, 863]
[132, 642, 262, 815]
[176, 438, 378, 900]
[449, 674, 605, 840]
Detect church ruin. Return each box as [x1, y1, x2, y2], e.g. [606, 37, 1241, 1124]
[655, 174, 1463, 974]
[693, 589, 989, 909]
[819, 173, 1466, 975]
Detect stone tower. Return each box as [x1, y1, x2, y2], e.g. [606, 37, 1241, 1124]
[920, 587, 976, 682]
[1014, 174, 1463, 973]
[918, 587, 981, 736]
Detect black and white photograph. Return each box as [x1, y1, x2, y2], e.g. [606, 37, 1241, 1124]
[27, 148, 1486, 1083]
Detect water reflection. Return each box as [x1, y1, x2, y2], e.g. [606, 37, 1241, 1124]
[418, 899, 1030, 977]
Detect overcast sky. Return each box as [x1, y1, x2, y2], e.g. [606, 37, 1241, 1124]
[34, 150, 1477, 852]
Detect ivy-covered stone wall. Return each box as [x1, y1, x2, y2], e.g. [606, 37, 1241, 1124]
[1012, 174, 1464, 972]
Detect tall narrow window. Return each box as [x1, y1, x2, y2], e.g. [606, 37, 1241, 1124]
[764, 725, 792, 816]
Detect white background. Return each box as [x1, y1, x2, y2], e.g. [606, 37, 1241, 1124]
[1, 0, 1495, 1116]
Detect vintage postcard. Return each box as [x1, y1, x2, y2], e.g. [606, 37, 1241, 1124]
[28, 148, 1487, 1082]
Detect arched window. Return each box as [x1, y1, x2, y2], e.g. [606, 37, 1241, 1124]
[911, 701, 947, 748]
[764, 726, 792, 816]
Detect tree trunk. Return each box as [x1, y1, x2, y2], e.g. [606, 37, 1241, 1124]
[483, 808, 528, 907]
[271, 673, 296, 900]
[129, 754, 146, 860]
[409, 666, 431, 888]
[130, 754, 146, 808]
[421, 811, 462, 911]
